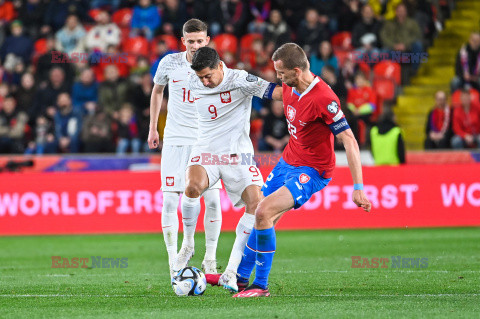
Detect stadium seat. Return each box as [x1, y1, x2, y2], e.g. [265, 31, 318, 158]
[240, 33, 262, 50]
[34, 38, 48, 55]
[122, 36, 149, 56]
[333, 48, 352, 67]
[373, 78, 395, 101]
[88, 8, 102, 21]
[112, 8, 133, 27]
[451, 88, 480, 107]
[213, 33, 239, 55]
[358, 62, 371, 79]
[331, 31, 353, 50]
[373, 61, 401, 85]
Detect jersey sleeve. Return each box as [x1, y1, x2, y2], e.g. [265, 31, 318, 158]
[153, 55, 171, 86]
[237, 70, 272, 99]
[316, 97, 350, 135]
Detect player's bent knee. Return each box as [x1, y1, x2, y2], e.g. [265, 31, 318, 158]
[184, 184, 203, 199]
[254, 201, 275, 228]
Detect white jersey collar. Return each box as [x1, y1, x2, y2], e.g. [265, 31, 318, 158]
[297, 76, 320, 101]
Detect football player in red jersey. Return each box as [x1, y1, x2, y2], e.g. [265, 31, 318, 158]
[232, 43, 372, 298]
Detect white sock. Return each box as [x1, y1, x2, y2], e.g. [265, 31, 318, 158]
[180, 194, 201, 248]
[161, 192, 180, 269]
[226, 212, 255, 272]
[203, 188, 222, 261]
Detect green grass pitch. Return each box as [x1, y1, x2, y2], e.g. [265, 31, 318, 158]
[1, 228, 479, 318]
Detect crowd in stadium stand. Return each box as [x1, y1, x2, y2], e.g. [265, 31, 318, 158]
[0, 0, 473, 155]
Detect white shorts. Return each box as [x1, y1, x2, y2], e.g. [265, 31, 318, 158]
[187, 149, 264, 208]
[161, 145, 221, 192]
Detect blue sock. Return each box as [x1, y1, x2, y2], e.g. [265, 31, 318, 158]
[253, 227, 276, 290]
[236, 228, 257, 282]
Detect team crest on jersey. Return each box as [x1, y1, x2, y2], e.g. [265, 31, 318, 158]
[220, 91, 231, 103]
[191, 156, 200, 162]
[287, 105, 296, 122]
[166, 177, 174, 186]
[299, 173, 310, 184]
[327, 101, 339, 114]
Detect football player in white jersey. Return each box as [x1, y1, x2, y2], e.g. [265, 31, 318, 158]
[148, 19, 222, 277]
[181, 46, 282, 292]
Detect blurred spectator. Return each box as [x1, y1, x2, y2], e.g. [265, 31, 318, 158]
[130, 0, 161, 40]
[451, 89, 480, 149]
[404, 0, 437, 45]
[321, 65, 347, 101]
[352, 4, 382, 49]
[370, 109, 405, 165]
[0, 1, 15, 24]
[161, 0, 188, 37]
[2, 56, 24, 87]
[72, 68, 98, 112]
[310, 41, 339, 77]
[54, 92, 82, 153]
[424, 90, 453, 149]
[98, 65, 129, 119]
[263, 9, 291, 50]
[247, 0, 271, 34]
[0, 95, 28, 154]
[218, 0, 249, 37]
[32, 67, 69, 121]
[296, 8, 328, 56]
[128, 72, 152, 152]
[116, 103, 140, 154]
[0, 82, 9, 107]
[24, 115, 57, 155]
[347, 71, 377, 125]
[0, 20, 34, 65]
[90, 0, 122, 11]
[337, 0, 361, 32]
[380, 3, 423, 72]
[92, 44, 129, 82]
[17, 0, 49, 39]
[244, 38, 272, 72]
[452, 32, 480, 92]
[14, 72, 36, 115]
[150, 40, 177, 78]
[191, 0, 222, 36]
[369, 0, 402, 20]
[81, 102, 113, 153]
[35, 35, 75, 88]
[312, 0, 338, 34]
[85, 10, 121, 52]
[55, 14, 86, 54]
[273, 0, 307, 31]
[130, 56, 150, 82]
[43, 0, 89, 32]
[258, 100, 289, 153]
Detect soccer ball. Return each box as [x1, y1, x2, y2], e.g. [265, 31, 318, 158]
[171, 266, 207, 296]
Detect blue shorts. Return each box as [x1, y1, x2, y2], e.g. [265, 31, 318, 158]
[261, 158, 332, 209]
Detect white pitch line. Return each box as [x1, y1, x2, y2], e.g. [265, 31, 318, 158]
[0, 293, 478, 298]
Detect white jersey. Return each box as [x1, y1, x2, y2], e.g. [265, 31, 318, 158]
[188, 64, 271, 155]
[153, 52, 198, 145]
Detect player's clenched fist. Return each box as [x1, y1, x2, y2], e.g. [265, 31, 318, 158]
[148, 129, 160, 149]
[352, 190, 372, 212]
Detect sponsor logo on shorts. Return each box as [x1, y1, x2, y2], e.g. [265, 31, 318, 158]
[220, 91, 231, 103]
[299, 173, 310, 184]
[166, 177, 174, 186]
[287, 105, 296, 122]
[191, 156, 200, 162]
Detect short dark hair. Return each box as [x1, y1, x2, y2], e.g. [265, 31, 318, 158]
[272, 43, 309, 71]
[183, 18, 208, 35]
[191, 47, 220, 72]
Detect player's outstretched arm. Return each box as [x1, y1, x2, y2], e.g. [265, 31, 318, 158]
[271, 86, 283, 101]
[336, 128, 372, 212]
[148, 84, 165, 149]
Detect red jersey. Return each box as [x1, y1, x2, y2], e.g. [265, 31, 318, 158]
[282, 77, 345, 178]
